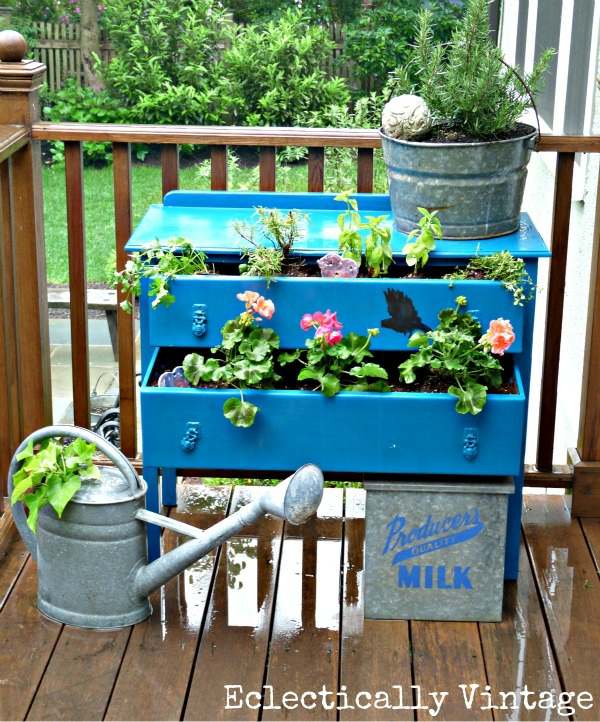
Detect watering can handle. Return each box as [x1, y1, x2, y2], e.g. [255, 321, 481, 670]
[7, 425, 142, 559]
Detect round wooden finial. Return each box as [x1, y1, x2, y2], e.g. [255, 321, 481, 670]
[0, 30, 28, 62]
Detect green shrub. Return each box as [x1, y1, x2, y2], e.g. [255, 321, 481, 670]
[392, 0, 553, 138]
[219, 9, 350, 125]
[342, 0, 461, 93]
[102, 0, 230, 119]
[42, 80, 133, 164]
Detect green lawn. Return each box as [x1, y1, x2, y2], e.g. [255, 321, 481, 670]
[43, 150, 388, 285]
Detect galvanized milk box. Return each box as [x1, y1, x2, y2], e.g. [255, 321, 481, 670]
[364, 477, 514, 622]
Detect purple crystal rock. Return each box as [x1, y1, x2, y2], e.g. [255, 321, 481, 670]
[158, 366, 191, 388]
[317, 252, 359, 278]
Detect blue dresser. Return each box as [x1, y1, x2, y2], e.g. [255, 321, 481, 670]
[126, 191, 549, 572]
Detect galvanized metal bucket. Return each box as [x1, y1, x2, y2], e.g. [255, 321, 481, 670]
[364, 477, 514, 622]
[380, 125, 537, 239]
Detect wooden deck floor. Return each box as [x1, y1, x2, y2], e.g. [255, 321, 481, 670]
[1, 484, 600, 722]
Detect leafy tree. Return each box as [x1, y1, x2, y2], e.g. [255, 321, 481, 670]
[342, 0, 462, 93]
[218, 9, 350, 125]
[102, 0, 230, 123]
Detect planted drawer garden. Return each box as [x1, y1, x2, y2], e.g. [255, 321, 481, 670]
[141, 346, 526, 476]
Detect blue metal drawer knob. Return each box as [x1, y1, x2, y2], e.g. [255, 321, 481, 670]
[181, 422, 200, 452]
[192, 304, 207, 338]
[463, 428, 479, 461]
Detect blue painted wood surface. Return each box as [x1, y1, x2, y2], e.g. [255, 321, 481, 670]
[141, 352, 526, 477]
[125, 192, 550, 260]
[145, 276, 525, 353]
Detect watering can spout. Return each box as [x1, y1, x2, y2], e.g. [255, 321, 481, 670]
[132, 464, 324, 600]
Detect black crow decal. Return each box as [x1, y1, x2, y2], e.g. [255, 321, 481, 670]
[381, 289, 431, 334]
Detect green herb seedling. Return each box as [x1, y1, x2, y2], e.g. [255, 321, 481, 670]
[444, 250, 535, 306]
[402, 207, 443, 274]
[335, 190, 363, 265]
[114, 237, 211, 313]
[235, 207, 307, 283]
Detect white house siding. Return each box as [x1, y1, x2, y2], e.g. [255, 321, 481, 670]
[499, 0, 600, 465]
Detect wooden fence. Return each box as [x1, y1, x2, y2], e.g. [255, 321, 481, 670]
[2, 44, 600, 513]
[30, 21, 113, 91]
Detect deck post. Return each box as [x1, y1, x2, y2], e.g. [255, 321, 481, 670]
[0, 31, 52, 497]
[573, 166, 600, 516]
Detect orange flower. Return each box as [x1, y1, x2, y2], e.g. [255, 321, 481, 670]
[236, 290, 260, 308]
[480, 318, 515, 356]
[254, 297, 275, 320]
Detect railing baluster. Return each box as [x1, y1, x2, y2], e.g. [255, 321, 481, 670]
[259, 147, 276, 191]
[356, 148, 374, 193]
[161, 144, 179, 197]
[211, 145, 227, 190]
[307, 147, 324, 192]
[536, 151, 575, 471]
[64, 141, 90, 428]
[113, 142, 137, 458]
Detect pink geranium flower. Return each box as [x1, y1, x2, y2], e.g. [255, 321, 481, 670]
[301, 309, 344, 345]
[480, 318, 515, 356]
[300, 313, 314, 330]
[326, 330, 343, 346]
[321, 310, 342, 331]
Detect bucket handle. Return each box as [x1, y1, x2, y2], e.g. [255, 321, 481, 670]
[7, 425, 142, 559]
[498, 58, 542, 149]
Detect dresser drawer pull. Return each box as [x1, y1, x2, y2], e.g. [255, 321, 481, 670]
[463, 427, 479, 461]
[181, 422, 200, 452]
[192, 304, 207, 338]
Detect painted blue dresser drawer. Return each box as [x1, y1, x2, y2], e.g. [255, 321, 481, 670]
[141, 359, 526, 476]
[144, 276, 524, 353]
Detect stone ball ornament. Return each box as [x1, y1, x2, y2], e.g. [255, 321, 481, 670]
[381, 94, 432, 141]
[0, 30, 28, 63]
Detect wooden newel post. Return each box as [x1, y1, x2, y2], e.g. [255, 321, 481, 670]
[0, 31, 52, 471]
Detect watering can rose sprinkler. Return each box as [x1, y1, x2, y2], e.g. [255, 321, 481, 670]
[8, 425, 324, 630]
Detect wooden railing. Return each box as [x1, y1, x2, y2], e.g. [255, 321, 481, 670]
[2, 46, 600, 512]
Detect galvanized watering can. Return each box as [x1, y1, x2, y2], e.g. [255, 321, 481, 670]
[8, 426, 324, 629]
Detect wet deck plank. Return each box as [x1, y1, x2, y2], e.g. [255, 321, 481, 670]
[478, 544, 564, 721]
[183, 486, 284, 721]
[0, 560, 64, 721]
[339, 488, 414, 722]
[26, 627, 131, 721]
[0, 531, 28, 612]
[104, 483, 231, 722]
[523, 494, 600, 721]
[411, 619, 492, 722]
[262, 488, 344, 722]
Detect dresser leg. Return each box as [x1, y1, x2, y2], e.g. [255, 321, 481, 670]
[143, 465, 162, 562]
[162, 468, 177, 506]
[504, 477, 523, 581]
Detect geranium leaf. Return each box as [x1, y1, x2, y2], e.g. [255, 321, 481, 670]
[223, 397, 259, 428]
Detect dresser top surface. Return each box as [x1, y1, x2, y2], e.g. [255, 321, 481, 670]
[126, 191, 550, 259]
